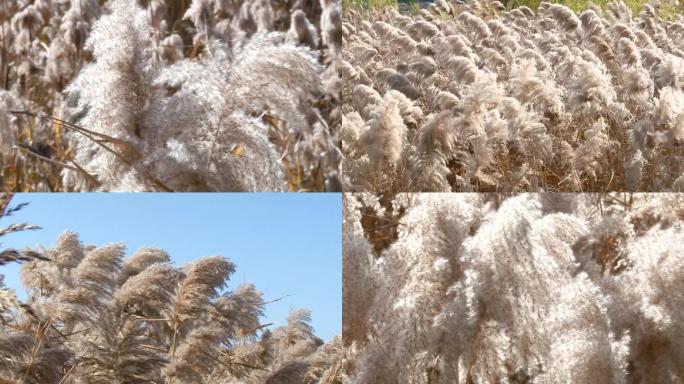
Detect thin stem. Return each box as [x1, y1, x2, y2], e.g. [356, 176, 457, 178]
[171, 324, 178, 357]
[57, 363, 77, 384]
[19, 320, 51, 383]
[9, 111, 174, 191]
[12, 145, 98, 184]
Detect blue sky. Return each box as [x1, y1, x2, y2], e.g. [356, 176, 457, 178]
[0, 193, 341, 341]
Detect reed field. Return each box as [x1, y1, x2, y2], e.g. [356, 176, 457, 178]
[0, 194, 343, 383]
[342, 0, 684, 193]
[0, 0, 342, 192]
[344, 192, 684, 383]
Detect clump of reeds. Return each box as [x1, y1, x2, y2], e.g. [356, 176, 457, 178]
[344, 192, 684, 383]
[0, 230, 341, 383]
[0, 0, 341, 192]
[342, 0, 684, 193]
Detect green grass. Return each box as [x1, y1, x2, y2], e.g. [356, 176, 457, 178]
[343, 0, 397, 10]
[510, 0, 683, 18]
[343, 0, 684, 18]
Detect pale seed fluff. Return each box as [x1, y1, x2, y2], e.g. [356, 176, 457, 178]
[342, 2, 684, 192]
[344, 193, 684, 383]
[360, 95, 407, 167]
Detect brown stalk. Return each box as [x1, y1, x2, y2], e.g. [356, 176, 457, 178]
[59, 327, 93, 339]
[10, 111, 136, 153]
[0, 193, 13, 216]
[366, 222, 404, 231]
[198, 341, 269, 371]
[9, 111, 174, 192]
[140, 344, 166, 352]
[12, 146, 101, 187]
[322, 355, 343, 384]
[157, 338, 269, 374]
[170, 322, 179, 357]
[57, 363, 77, 384]
[68, 160, 102, 187]
[263, 295, 291, 305]
[19, 320, 51, 383]
[132, 316, 171, 322]
[169, 280, 183, 357]
[13, 145, 78, 171]
[241, 322, 274, 335]
[604, 193, 631, 208]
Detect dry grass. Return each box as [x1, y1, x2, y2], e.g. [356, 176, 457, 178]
[342, 0, 684, 193]
[0, 0, 341, 192]
[0, 194, 342, 383]
[343, 192, 684, 383]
